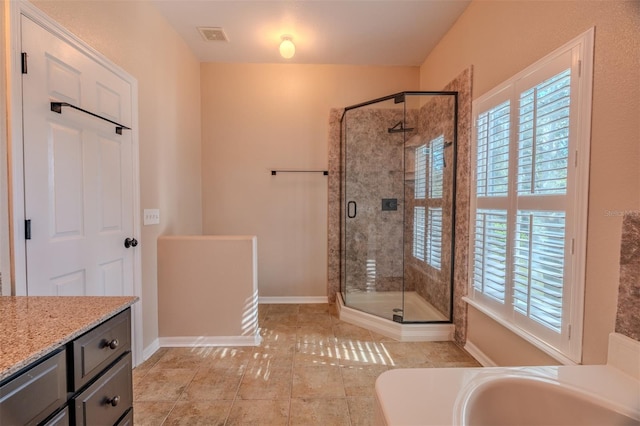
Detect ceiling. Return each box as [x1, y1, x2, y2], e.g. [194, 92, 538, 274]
[151, 0, 471, 66]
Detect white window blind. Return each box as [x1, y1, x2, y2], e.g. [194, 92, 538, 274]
[413, 206, 425, 261]
[427, 207, 443, 269]
[476, 101, 510, 197]
[514, 211, 566, 332]
[518, 69, 571, 195]
[473, 209, 507, 303]
[429, 136, 445, 199]
[468, 29, 593, 363]
[415, 145, 427, 200]
[413, 137, 444, 270]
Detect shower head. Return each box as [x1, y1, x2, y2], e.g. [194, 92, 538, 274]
[388, 121, 415, 134]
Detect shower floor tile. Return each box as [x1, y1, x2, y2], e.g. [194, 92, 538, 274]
[133, 303, 480, 425]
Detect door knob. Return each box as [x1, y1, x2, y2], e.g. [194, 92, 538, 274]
[124, 237, 138, 248]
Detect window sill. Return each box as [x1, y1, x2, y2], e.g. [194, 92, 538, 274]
[463, 296, 579, 366]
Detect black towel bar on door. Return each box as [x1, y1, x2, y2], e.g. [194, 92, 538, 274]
[271, 170, 329, 176]
[51, 102, 131, 135]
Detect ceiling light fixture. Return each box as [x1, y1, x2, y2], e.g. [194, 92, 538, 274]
[279, 35, 295, 59]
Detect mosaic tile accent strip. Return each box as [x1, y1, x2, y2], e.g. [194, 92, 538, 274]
[327, 109, 343, 303]
[447, 67, 473, 345]
[616, 213, 640, 341]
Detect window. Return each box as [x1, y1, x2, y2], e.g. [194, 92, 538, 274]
[413, 136, 444, 270]
[468, 30, 593, 363]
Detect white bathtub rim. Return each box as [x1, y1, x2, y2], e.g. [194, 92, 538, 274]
[451, 369, 640, 425]
[375, 365, 640, 426]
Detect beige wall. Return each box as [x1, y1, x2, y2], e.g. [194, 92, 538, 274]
[21, 0, 204, 350]
[467, 308, 559, 366]
[158, 236, 258, 340]
[420, 0, 640, 364]
[201, 64, 418, 298]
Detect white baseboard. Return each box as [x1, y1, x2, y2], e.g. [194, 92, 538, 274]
[158, 335, 262, 347]
[259, 296, 328, 304]
[464, 340, 497, 367]
[142, 338, 160, 364]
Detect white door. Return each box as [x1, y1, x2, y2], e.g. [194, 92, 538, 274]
[21, 16, 136, 297]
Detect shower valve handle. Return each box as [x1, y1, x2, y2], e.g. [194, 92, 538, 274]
[347, 201, 357, 218]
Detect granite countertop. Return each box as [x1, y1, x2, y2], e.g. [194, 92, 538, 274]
[0, 296, 137, 382]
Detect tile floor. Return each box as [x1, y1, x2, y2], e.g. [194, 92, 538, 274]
[133, 303, 480, 425]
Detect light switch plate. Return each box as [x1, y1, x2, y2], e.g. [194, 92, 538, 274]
[143, 209, 160, 225]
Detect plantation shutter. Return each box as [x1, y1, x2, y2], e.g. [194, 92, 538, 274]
[415, 145, 427, 200]
[513, 211, 565, 332]
[469, 30, 593, 362]
[473, 209, 508, 303]
[473, 100, 511, 306]
[413, 137, 444, 270]
[427, 207, 443, 269]
[413, 206, 426, 261]
[512, 67, 571, 332]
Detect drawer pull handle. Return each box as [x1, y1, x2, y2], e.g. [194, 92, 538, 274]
[104, 339, 119, 350]
[106, 395, 120, 407]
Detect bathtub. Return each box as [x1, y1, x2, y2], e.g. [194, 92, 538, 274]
[458, 375, 638, 425]
[374, 334, 640, 425]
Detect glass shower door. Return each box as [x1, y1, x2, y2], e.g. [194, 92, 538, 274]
[401, 93, 456, 323]
[342, 98, 406, 321]
[339, 91, 457, 325]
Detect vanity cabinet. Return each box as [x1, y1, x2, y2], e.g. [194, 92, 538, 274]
[0, 308, 133, 426]
[70, 309, 133, 425]
[0, 349, 67, 425]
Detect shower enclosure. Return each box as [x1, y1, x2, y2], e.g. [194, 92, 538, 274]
[340, 92, 457, 324]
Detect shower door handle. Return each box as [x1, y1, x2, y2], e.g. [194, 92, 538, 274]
[347, 201, 357, 218]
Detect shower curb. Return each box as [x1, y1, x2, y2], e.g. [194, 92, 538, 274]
[337, 293, 454, 342]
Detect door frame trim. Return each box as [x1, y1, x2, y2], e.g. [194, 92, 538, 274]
[7, 1, 143, 366]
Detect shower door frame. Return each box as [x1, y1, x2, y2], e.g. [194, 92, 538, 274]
[339, 91, 459, 324]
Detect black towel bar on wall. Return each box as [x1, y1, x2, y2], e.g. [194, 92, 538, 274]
[51, 101, 131, 135]
[271, 170, 329, 176]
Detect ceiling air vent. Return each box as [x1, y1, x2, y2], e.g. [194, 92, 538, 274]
[197, 27, 229, 42]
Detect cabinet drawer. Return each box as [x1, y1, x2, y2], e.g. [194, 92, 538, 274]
[42, 406, 70, 426]
[71, 309, 131, 391]
[0, 349, 66, 426]
[73, 352, 132, 426]
[115, 408, 133, 426]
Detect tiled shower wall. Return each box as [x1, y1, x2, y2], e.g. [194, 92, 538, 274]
[616, 213, 640, 341]
[445, 68, 473, 344]
[328, 67, 473, 345]
[403, 95, 456, 319]
[340, 108, 406, 294]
